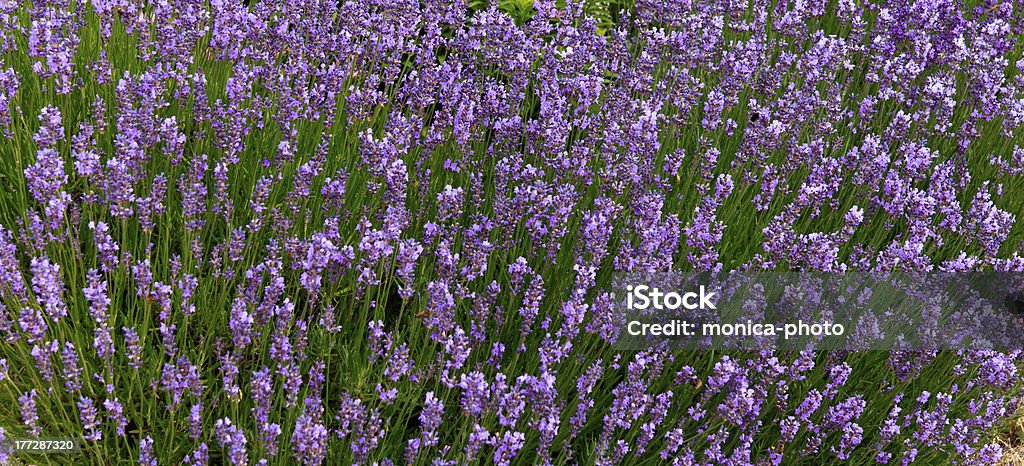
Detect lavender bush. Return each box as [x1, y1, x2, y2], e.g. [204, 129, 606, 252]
[0, 0, 1023, 464]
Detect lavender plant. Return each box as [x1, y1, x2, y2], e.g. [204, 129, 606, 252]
[0, 0, 1023, 464]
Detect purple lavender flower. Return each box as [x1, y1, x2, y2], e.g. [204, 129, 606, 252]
[823, 396, 866, 431]
[493, 431, 526, 466]
[72, 122, 101, 178]
[459, 371, 489, 418]
[18, 306, 47, 345]
[25, 107, 66, 201]
[464, 424, 491, 462]
[279, 362, 302, 408]
[189, 402, 204, 440]
[83, 268, 110, 323]
[61, 342, 82, 392]
[185, 443, 209, 466]
[89, 222, 120, 272]
[831, 422, 863, 460]
[78, 396, 102, 441]
[0, 225, 27, 301]
[30, 255, 67, 320]
[137, 175, 168, 234]
[978, 443, 1003, 464]
[212, 160, 233, 221]
[250, 366, 280, 455]
[292, 412, 329, 465]
[229, 297, 253, 349]
[19, 389, 40, 436]
[0, 63, 19, 137]
[181, 155, 208, 231]
[419, 391, 444, 447]
[0, 427, 9, 463]
[395, 239, 423, 299]
[123, 326, 143, 369]
[103, 157, 136, 219]
[160, 356, 203, 410]
[104, 397, 127, 437]
[215, 417, 248, 466]
[31, 341, 55, 382]
[139, 435, 156, 466]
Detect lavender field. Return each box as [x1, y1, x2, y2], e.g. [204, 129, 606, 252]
[1, 0, 1024, 464]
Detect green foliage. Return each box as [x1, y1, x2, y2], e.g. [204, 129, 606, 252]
[0, 1, 1021, 465]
